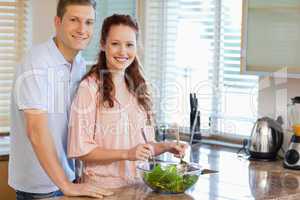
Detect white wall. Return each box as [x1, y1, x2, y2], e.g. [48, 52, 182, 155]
[258, 76, 300, 150]
[258, 76, 300, 122]
[31, 0, 56, 45]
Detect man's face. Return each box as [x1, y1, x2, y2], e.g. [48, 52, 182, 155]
[55, 5, 95, 54]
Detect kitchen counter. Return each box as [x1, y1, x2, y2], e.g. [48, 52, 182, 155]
[43, 143, 300, 200]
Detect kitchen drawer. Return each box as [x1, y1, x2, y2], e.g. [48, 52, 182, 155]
[0, 160, 15, 200]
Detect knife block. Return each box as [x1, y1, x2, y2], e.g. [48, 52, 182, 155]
[190, 111, 201, 144]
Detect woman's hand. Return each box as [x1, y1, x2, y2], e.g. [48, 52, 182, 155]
[166, 142, 187, 158]
[127, 143, 154, 161]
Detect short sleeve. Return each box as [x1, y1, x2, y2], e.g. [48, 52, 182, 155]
[68, 79, 99, 158]
[14, 57, 48, 111]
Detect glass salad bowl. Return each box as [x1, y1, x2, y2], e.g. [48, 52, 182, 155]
[137, 161, 202, 194]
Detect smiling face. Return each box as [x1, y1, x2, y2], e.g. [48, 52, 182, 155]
[102, 25, 137, 71]
[54, 5, 95, 59]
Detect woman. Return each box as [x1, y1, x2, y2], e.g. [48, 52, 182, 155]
[68, 14, 186, 189]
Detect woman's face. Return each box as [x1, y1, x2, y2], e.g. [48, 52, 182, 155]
[102, 24, 137, 72]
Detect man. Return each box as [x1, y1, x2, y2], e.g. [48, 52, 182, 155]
[9, 0, 112, 199]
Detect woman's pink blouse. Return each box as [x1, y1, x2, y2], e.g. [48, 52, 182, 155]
[68, 77, 154, 188]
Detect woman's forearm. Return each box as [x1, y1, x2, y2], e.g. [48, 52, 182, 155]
[78, 147, 128, 163]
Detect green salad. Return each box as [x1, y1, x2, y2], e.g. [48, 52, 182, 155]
[143, 164, 199, 193]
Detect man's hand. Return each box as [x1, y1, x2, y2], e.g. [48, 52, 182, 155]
[62, 182, 113, 198]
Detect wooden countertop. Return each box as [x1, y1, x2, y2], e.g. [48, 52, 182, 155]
[42, 143, 300, 200]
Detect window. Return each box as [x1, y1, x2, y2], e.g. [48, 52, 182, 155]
[82, 0, 136, 63]
[0, 0, 29, 133]
[142, 0, 258, 137]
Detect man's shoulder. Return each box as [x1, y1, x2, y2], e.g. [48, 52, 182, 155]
[21, 40, 54, 68]
[29, 40, 51, 59]
[30, 41, 49, 54]
[25, 38, 49, 53]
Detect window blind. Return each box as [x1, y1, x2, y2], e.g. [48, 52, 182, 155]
[178, 0, 216, 130]
[143, 0, 216, 125]
[143, 0, 180, 124]
[0, 0, 29, 133]
[143, 0, 258, 136]
[82, 0, 136, 63]
[214, 0, 258, 135]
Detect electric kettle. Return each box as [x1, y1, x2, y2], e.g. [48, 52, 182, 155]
[248, 116, 284, 160]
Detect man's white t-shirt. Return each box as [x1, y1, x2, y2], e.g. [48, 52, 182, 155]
[8, 37, 86, 193]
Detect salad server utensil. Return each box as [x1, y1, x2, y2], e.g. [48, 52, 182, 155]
[141, 128, 156, 166]
[174, 127, 188, 174]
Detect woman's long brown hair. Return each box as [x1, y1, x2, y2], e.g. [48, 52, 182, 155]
[81, 14, 153, 123]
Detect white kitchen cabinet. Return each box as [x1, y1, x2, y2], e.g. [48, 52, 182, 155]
[241, 0, 300, 77]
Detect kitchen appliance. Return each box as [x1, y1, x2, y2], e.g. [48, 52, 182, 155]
[284, 97, 300, 169]
[248, 116, 283, 160]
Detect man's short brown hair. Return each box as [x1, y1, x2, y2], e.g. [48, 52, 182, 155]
[56, 0, 96, 18]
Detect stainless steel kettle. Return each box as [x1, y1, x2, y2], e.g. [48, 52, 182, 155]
[248, 116, 284, 160]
